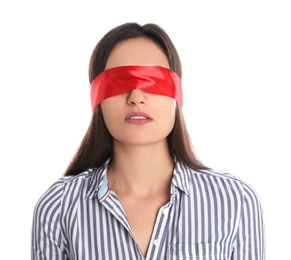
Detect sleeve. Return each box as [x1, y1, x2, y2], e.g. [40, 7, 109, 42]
[231, 182, 265, 260]
[31, 178, 69, 260]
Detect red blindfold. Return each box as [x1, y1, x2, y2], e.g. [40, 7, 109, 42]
[90, 65, 182, 110]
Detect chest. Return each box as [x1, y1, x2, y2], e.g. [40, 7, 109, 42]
[63, 189, 240, 259]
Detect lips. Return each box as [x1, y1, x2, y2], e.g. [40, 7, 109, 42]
[125, 112, 153, 124]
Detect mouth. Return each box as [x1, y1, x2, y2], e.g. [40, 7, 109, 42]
[125, 112, 153, 122]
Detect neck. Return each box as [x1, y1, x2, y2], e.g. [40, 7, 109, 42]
[108, 141, 174, 197]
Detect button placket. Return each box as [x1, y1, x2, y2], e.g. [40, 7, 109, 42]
[146, 204, 172, 259]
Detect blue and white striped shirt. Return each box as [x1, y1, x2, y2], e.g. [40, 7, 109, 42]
[31, 159, 265, 259]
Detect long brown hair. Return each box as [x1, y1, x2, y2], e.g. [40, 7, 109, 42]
[64, 22, 208, 176]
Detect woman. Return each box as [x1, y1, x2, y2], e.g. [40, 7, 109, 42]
[31, 22, 265, 259]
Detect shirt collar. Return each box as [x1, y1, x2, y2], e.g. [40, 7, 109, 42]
[171, 159, 190, 196]
[86, 159, 111, 200]
[86, 158, 190, 200]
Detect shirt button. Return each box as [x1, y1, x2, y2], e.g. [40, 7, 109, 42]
[162, 208, 169, 214]
[153, 239, 159, 246]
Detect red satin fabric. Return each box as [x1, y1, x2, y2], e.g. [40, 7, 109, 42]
[90, 65, 182, 110]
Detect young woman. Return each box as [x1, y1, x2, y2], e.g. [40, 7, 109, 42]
[31, 22, 265, 259]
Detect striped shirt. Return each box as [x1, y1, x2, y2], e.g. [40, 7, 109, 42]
[31, 159, 265, 259]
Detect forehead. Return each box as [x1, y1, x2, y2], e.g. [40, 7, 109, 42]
[105, 37, 169, 70]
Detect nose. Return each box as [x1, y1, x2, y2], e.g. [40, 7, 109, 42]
[126, 89, 146, 105]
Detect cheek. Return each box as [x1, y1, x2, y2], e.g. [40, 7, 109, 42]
[100, 99, 120, 131]
[157, 99, 176, 129]
[161, 98, 176, 116]
[167, 110, 176, 130]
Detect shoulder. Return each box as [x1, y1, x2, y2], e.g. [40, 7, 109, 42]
[60, 168, 101, 201]
[177, 162, 261, 203]
[32, 176, 73, 233]
[33, 168, 99, 218]
[197, 167, 260, 199]
[33, 177, 72, 212]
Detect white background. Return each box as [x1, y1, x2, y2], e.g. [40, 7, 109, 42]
[0, 1, 290, 259]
